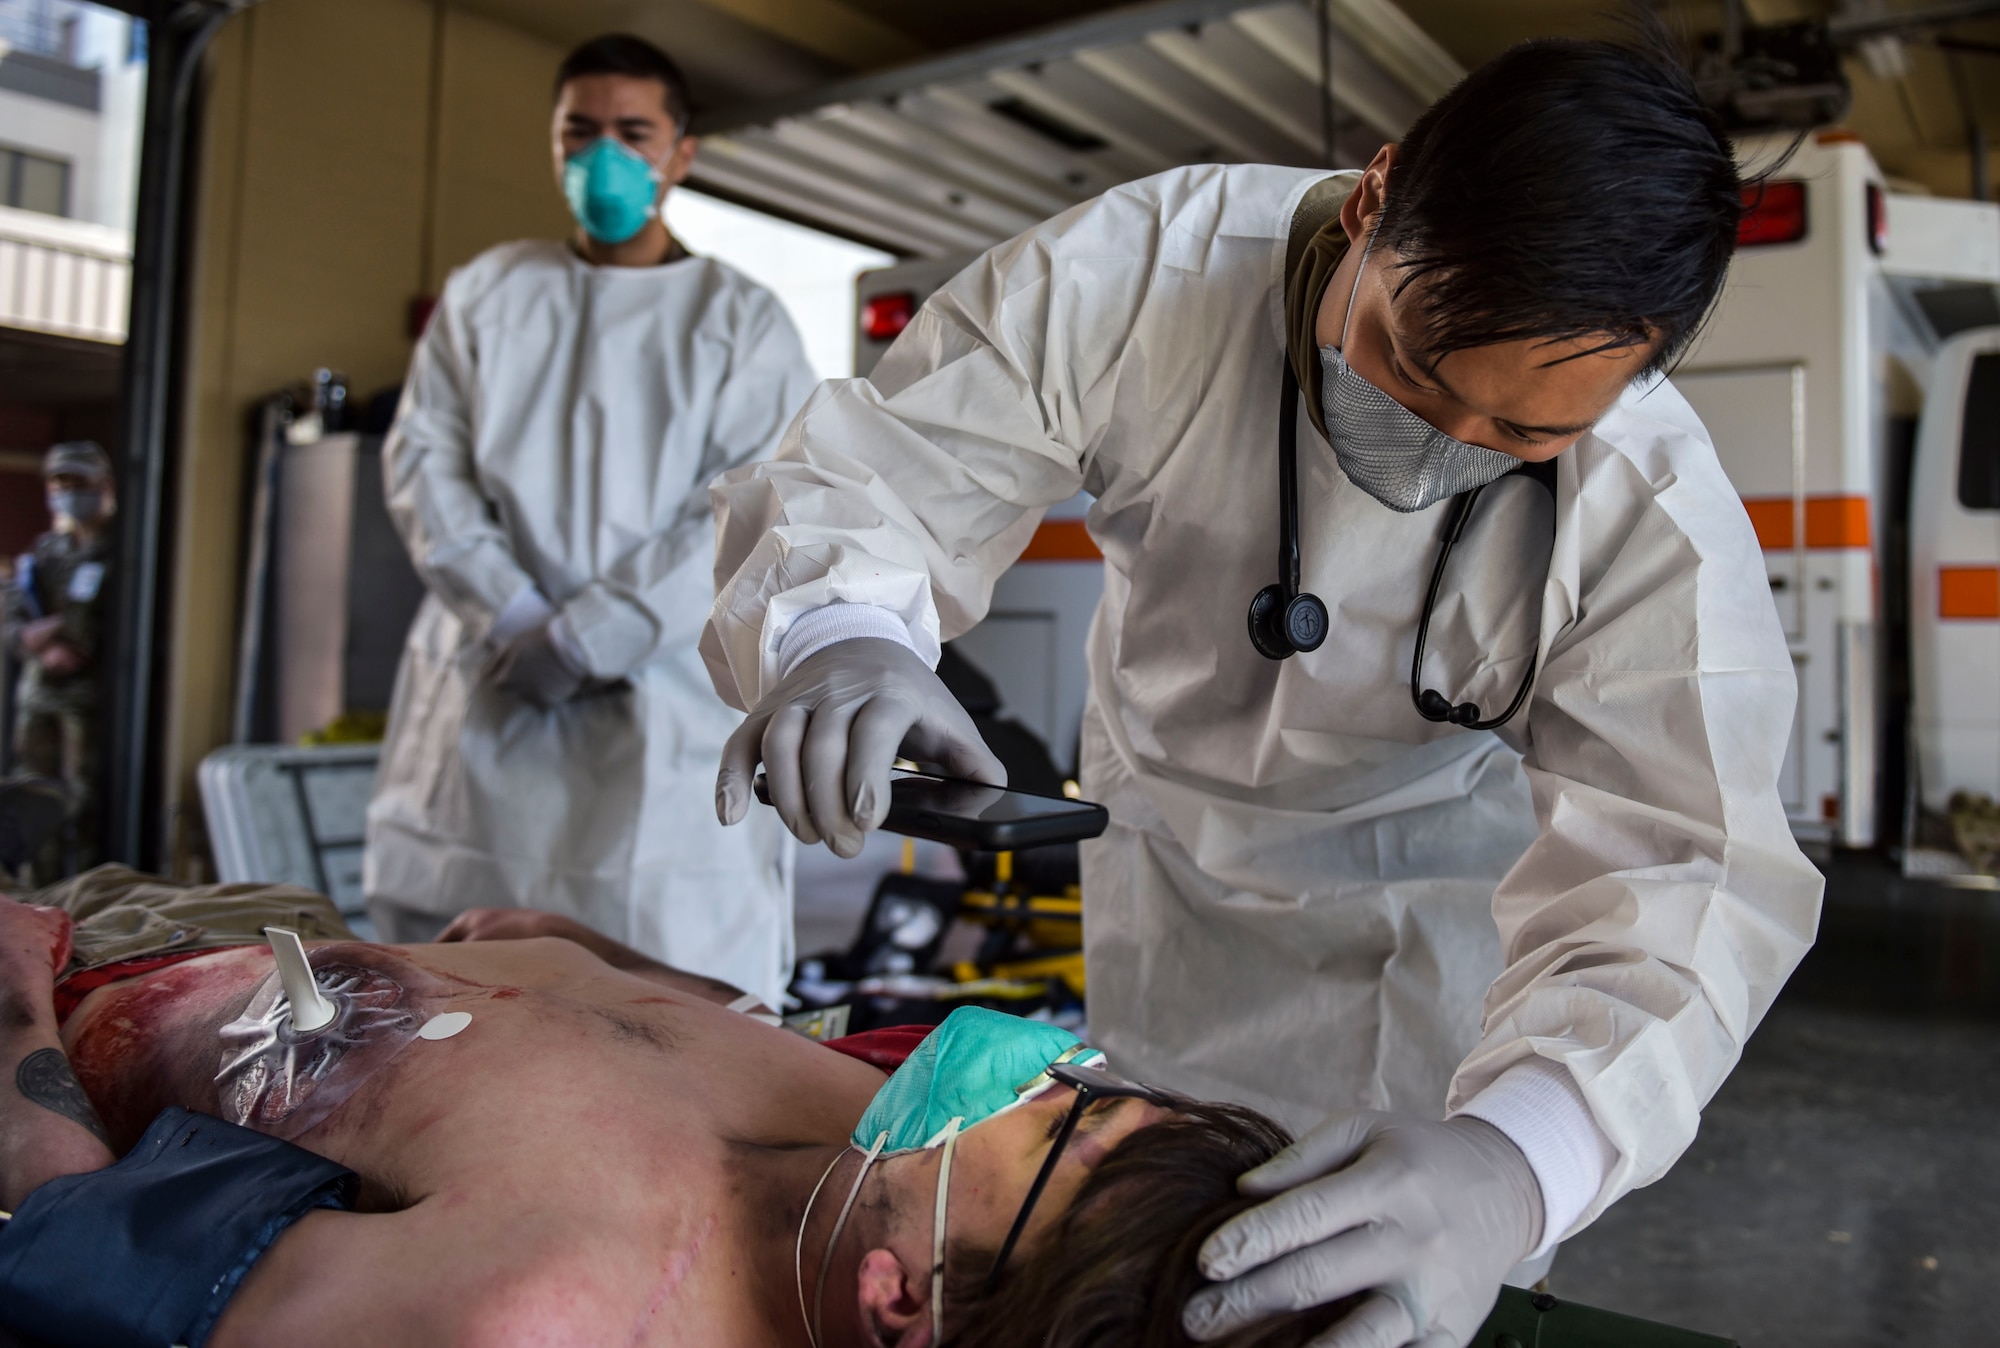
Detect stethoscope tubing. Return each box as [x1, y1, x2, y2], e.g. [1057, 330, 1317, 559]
[1257, 359, 1556, 731]
[1407, 463, 1553, 731]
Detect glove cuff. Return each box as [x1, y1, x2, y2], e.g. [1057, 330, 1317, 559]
[559, 582, 659, 679]
[544, 613, 592, 678]
[776, 602, 921, 680]
[488, 584, 554, 648]
[1454, 1058, 1615, 1258]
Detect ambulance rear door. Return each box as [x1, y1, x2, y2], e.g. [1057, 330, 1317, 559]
[1910, 327, 2000, 820]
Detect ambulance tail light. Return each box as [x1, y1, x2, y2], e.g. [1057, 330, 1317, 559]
[863, 292, 917, 342]
[1738, 180, 1808, 247]
[1866, 183, 1888, 256]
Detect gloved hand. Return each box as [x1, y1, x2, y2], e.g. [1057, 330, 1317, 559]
[488, 621, 587, 710]
[1184, 1112, 1544, 1348]
[715, 637, 1005, 858]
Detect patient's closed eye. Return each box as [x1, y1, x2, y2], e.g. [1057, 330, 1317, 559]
[1044, 1094, 1123, 1143]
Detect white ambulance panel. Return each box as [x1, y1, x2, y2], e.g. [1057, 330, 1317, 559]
[1911, 327, 2000, 812]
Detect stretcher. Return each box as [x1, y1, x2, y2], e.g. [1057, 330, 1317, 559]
[1478, 1286, 1734, 1347]
[803, 858, 1739, 1347]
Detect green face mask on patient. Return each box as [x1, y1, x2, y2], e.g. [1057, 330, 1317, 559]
[799, 1007, 1107, 1348]
[850, 1005, 1104, 1153]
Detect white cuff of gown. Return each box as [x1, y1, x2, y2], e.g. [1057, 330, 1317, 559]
[489, 585, 554, 648]
[1454, 1058, 1616, 1260]
[776, 602, 922, 681]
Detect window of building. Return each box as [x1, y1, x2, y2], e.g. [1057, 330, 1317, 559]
[1960, 352, 2000, 512]
[2, 146, 71, 217]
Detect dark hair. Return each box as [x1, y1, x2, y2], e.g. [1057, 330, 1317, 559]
[1375, 18, 1742, 375]
[942, 1098, 1362, 1347]
[554, 34, 692, 132]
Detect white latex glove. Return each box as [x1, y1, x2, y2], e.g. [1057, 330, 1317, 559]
[714, 637, 1006, 858]
[1184, 1113, 1543, 1348]
[488, 621, 587, 710]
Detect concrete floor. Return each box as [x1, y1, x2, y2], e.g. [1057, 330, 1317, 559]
[1555, 854, 2000, 1346]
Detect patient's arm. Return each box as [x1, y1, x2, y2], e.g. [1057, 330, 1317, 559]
[209, 1197, 628, 1347]
[436, 908, 774, 1011]
[0, 899, 114, 1211]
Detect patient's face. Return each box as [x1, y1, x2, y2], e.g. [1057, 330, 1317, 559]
[925, 1083, 1175, 1258]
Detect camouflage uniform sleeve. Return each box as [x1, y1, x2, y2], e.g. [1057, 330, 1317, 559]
[4, 542, 46, 660]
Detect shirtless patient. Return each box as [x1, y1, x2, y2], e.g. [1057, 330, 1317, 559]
[0, 873, 1345, 1348]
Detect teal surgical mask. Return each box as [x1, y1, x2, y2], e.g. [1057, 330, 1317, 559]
[561, 136, 662, 245]
[801, 1008, 1104, 1347]
[850, 1006, 1103, 1153]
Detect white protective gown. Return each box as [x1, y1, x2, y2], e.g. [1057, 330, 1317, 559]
[706, 165, 1826, 1237]
[368, 239, 817, 1006]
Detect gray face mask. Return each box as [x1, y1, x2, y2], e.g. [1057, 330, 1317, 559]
[49, 489, 105, 523]
[1318, 234, 1519, 513]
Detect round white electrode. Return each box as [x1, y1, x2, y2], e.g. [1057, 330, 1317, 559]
[417, 1011, 473, 1041]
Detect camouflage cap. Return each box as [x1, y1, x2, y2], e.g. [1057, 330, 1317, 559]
[42, 440, 112, 483]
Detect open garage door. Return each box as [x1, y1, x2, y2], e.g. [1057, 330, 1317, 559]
[686, 0, 1462, 257]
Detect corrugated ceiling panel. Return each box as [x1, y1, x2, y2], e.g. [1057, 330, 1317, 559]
[690, 0, 1461, 257]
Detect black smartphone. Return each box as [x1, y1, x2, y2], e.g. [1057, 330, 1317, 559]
[753, 769, 1109, 850]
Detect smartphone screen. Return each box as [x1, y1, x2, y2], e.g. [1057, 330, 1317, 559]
[885, 771, 1108, 848]
[753, 770, 1108, 849]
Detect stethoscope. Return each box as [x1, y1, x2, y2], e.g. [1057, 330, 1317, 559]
[1246, 363, 1558, 731]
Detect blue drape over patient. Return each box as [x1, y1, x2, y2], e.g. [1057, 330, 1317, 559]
[0, 1106, 356, 1348]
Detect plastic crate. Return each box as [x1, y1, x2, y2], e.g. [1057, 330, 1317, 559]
[197, 743, 379, 918]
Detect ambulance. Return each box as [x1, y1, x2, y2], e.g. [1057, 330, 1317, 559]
[1909, 324, 2000, 869]
[1679, 131, 2000, 852]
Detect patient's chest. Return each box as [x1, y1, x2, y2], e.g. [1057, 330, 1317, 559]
[62, 939, 874, 1207]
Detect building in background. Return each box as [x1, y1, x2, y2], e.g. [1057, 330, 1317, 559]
[0, 0, 145, 230]
[0, 0, 145, 562]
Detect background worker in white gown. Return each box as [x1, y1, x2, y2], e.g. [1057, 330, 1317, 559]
[365, 34, 816, 1008]
[703, 27, 1824, 1348]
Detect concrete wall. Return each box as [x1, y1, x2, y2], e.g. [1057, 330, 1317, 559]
[164, 0, 570, 873]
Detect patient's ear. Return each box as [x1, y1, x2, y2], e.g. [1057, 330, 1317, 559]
[856, 1247, 933, 1348]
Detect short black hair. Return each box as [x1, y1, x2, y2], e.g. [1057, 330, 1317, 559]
[554, 34, 692, 133]
[942, 1096, 1365, 1347]
[1376, 19, 1743, 375]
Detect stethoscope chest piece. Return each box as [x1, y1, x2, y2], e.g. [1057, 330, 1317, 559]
[1248, 582, 1327, 659]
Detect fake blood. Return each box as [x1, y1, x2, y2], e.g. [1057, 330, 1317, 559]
[65, 956, 250, 1143]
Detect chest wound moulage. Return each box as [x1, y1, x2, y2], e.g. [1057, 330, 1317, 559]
[213, 929, 434, 1137]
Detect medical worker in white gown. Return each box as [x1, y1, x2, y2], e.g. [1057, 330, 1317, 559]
[365, 36, 815, 1007]
[703, 33, 1824, 1348]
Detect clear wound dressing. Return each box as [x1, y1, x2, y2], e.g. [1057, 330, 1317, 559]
[215, 935, 438, 1138]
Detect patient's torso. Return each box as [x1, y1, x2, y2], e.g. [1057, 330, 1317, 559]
[59, 937, 883, 1344]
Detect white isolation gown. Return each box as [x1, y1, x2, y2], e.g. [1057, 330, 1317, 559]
[367, 240, 817, 1006]
[703, 164, 1824, 1240]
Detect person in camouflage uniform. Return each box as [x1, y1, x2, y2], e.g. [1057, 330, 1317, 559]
[5, 441, 115, 883]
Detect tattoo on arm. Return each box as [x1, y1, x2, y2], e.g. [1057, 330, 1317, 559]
[15, 1048, 110, 1147]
